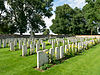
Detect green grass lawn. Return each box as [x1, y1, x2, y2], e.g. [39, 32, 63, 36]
[0, 44, 100, 75]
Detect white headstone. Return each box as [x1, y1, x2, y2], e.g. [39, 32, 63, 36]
[42, 43, 45, 50]
[49, 48, 55, 58]
[63, 40, 65, 46]
[19, 40, 22, 50]
[3, 40, 6, 48]
[37, 49, 49, 68]
[10, 42, 14, 51]
[52, 40, 55, 48]
[78, 43, 80, 52]
[57, 41, 60, 47]
[65, 45, 68, 53]
[36, 43, 40, 52]
[0, 40, 1, 48]
[60, 46, 64, 59]
[14, 40, 17, 46]
[43, 49, 49, 64]
[37, 51, 44, 68]
[30, 44, 35, 55]
[55, 47, 60, 59]
[27, 40, 31, 48]
[22, 45, 27, 56]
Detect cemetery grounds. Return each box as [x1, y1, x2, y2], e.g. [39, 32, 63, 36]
[0, 37, 100, 75]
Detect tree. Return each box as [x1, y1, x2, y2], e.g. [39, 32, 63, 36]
[82, 0, 99, 35]
[94, 0, 100, 25]
[50, 4, 86, 35]
[50, 4, 75, 35]
[50, 1, 100, 35]
[6, 0, 53, 35]
[0, 0, 5, 12]
[0, 0, 7, 34]
[71, 7, 86, 35]
[43, 29, 50, 35]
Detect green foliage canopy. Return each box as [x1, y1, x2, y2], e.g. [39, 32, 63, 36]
[0, 0, 53, 35]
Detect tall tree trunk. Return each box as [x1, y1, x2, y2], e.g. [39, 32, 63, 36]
[91, 29, 93, 35]
[20, 32, 23, 36]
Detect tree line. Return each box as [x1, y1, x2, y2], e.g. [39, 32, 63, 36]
[0, 0, 100, 35]
[0, 0, 53, 35]
[50, 0, 100, 35]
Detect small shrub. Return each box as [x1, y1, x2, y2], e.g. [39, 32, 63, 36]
[40, 66, 47, 70]
[44, 64, 52, 68]
[52, 60, 61, 64]
[40, 64, 53, 70]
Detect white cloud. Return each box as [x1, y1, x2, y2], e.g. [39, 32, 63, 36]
[4, 1, 11, 10]
[68, 0, 87, 9]
[52, 0, 67, 11]
[43, 14, 55, 29]
[43, 14, 55, 34]
[53, 0, 87, 10]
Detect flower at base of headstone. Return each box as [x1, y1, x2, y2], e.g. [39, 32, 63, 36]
[66, 49, 69, 51]
[46, 51, 49, 54]
[55, 51, 57, 55]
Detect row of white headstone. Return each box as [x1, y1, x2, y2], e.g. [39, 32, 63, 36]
[21, 39, 70, 56]
[8, 38, 67, 56]
[0, 37, 89, 49]
[0, 37, 99, 58]
[37, 38, 100, 68]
